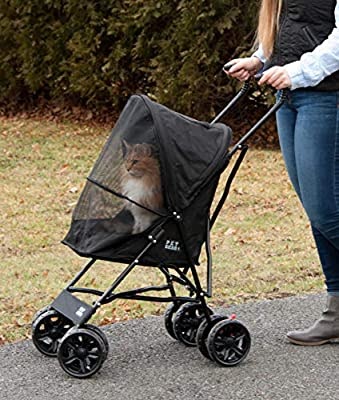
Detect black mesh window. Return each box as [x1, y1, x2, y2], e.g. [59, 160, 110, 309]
[70, 99, 166, 240]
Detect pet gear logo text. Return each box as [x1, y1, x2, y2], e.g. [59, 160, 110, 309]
[75, 306, 87, 318]
[164, 240, 181, 252]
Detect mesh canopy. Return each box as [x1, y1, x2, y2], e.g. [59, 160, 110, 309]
[63, 95, 232, 265]
[73, 95, 166, 236]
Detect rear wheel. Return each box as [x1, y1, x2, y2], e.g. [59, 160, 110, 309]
[32, 305, 51, 321]
[207, 319, 251, 366]
[196, 314, 228, 360]
[32, 309, 73, 357]
[84, 324, 109, 353]
[57, 327, 108, 378]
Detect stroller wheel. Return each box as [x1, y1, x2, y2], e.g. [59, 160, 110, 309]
[164, 302, 182, 340]
[207, 319, 251, 367]
[173, 302, 213, 347]
[32, 305, 51, 321]
[32, 309, 73, 357]
[84, 324, 109, 353]
[57, 327, 108, 379]
[196, 314, 228, 360]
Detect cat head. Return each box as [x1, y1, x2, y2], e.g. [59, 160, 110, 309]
[121, 140, 159, 178]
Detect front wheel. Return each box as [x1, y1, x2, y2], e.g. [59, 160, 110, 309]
[164, 302, 183, 340]
[172, 303, 213, 347]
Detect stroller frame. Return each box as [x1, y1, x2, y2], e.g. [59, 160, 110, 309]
[32, 81, 287, 378]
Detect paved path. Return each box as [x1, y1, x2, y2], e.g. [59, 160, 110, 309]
[1, 293, 338, 400]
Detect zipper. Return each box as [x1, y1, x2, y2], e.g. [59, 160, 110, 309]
[303, 25, 320, 47]
[276, 0, 288, 65]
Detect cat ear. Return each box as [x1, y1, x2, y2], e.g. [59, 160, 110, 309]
[135, 143, 152, 157]
[148, 144, 157, 157]
[121, 139, 131, 157]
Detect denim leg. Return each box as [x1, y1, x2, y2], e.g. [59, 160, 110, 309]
[277, 90, 339, 292]
[294, 92, 339, 241]
[276, 97, 301, 199]
[312, 226, 339, 292]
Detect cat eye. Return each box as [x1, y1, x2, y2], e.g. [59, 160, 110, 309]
[132, 160, 138, 165]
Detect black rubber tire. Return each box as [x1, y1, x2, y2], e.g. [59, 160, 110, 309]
[164, 303, 182, 340]
[57, 327, 108, 379]
[196, 314, 228, 360]
[32, 305, 51, 322]
[84, 324, 109, 353]
[32, 309, 73, 357]
[207, 319, 251, 366]
[172, 302, 213, 347]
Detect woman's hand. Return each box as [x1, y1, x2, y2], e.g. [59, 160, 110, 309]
[225, 57, 263, 81]
[258, 66, 291, 89]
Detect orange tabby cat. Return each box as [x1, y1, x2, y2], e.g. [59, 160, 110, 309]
[120, 140, 164, 234]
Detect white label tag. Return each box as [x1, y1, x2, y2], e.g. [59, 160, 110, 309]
[75, 306, 87, 318]
[164, 240, 181, 252]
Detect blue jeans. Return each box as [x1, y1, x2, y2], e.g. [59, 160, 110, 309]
[276, 89, 339, 293]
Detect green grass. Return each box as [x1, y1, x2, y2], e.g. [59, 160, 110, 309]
[0, 116, 323, 344]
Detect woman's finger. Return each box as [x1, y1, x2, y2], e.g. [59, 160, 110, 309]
[266, 71, 284, 86]
[258, 67, 291, 88]
[273, 78, 291, 89]
[258, 68, 277, 85]
[228, 59, 246, 73]
[232, 69, 249, 81]
[229, 68, 245, 78]
[269, 72, 291, 88]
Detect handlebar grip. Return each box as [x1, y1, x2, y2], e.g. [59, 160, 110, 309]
[224, 60, 263, 80]
[254, 72, 263, 80]
[222, 61, 237, 73]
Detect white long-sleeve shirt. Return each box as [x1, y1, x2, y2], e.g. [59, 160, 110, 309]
[253, 1, 339, 90]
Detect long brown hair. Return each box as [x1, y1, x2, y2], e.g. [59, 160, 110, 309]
[257, 0, 283, 58]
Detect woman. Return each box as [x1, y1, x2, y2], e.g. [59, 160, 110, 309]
[226, 0, 339, 346]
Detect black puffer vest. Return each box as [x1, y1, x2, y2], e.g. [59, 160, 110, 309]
[269, 0, 339, 90]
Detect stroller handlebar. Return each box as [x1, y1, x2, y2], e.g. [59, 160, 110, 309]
[225, 88, 288, 157]
[210, 80, 251, 125]
[222, 61, 237, 73]
[211, 69, 289, 154]
[222, 60, 289, 94]
[222, 61, 263, 80]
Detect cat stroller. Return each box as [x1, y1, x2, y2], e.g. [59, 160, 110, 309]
[31, 76, 287, 378]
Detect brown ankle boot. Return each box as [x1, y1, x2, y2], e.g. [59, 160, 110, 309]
[286, 295, 339, 346]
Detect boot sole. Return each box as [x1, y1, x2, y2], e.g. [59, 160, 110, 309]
[287, 336, 339, 346]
